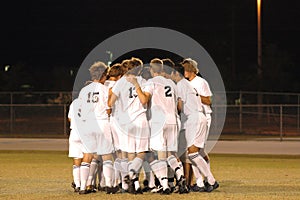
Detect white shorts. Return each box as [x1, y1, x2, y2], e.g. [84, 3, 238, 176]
[150, 123, 178, 152]
[110, 117, 120, 151]
[68, 129, 84, 158]
[205, 113, 212, 143]
[118, 114, 150, 153]
[185, 112, 207, 149]
[79, 119, 114, 155]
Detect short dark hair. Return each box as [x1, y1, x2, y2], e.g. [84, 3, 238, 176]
[162, 58, 175, 75]
[173, 63, 184, 76]
[108, 63, 124, 77]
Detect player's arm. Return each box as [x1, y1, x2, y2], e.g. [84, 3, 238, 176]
[177, 98, 183, 114]
[135, 87, 151, 105]
[200, 95, 211, 106]
[126, 75, 151, 105]
[106, 87, 113, 115]
[108, 92, 117, 108]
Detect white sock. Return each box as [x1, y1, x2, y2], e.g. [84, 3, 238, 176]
[113, 158, 122, 187]
[143, 161, 155, 188]
[192, 165, 204, 187]
[121, 158, 128, 190]
[100, 170, 106, 188]
[86, 159, 98, 187]
[150, 160, 168, 190]
[128, 157, 143, 179]
[80, 162, 90, 190]
[167, 165, 175, 187]
[188, 152, 215, 185]
[167, 155, 184, 181]
[73, 165, 80, 188]
[103, 160, 114, 187]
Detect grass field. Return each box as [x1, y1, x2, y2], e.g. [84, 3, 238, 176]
[0, 151, 299, 200]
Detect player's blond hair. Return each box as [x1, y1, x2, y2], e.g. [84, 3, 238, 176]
[181, 58, 199, 74]
[89, 61, 108, 80]
[150, 58, 163, 73]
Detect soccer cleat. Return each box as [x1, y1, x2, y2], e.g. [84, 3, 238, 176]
[204, 180, 219, 192]
[190, 184, 205, 192]
[177, 176, 189, 194]
[143, 179, 149, 187]
[71, 181, 76, 189]
[161, 187, 171, 195]
[212, 181, 219, 190]
[205, 184, 214, 193]
[173, 185, 179, 193]
[150, 185, 163, 193]
[74, 187, 80, 192]
[86, 185, 97, 193]
[106, 186, 117, 194]
[78, 190, 88, 195]
[135, 187, 143, 194]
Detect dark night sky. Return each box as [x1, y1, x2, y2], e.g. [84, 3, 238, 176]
[1, 0, 299, 91]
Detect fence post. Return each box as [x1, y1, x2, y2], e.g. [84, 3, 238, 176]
[280, 105, 283, 142]
[63, 104, 67, 136]
[297, 95, 299, 133]
[10, 92, 13, 134]
[239, 91, 242, 133]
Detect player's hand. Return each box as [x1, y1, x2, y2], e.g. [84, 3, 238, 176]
[126, 74, 138, 85]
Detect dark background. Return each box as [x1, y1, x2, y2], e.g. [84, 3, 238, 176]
[0, 0, 299, 92]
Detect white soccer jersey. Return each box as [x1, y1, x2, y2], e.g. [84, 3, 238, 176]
[177, 78, 203, 116]
[112, 75, 149, 124]
[78, 81, 109, 120]
[189, 76, 213, 114]
[68, 98, 79, 130]
[104, 80, 116, 88]
[147, 76, 178, 124]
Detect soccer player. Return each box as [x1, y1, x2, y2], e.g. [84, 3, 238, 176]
[68, 98, 84, 192]
[77, 61, 115, 194]
[109, 58, 151, 194]
[181, 58, 219, 192]
[144, 58, 187, 194]
[105, 63, 125, 191]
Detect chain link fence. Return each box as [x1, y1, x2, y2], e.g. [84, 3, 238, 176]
[0, 91, 299, 139]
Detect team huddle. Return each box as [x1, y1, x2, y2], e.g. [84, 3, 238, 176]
[68, 57, 219, 195]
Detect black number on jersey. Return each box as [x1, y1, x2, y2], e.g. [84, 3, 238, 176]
[129, 87, 138, 98]
[164, 86, 172, 97]
[87, 92, 99, 103]
[194, 88, 199, 96]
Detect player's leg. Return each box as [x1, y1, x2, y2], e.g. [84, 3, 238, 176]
[113, 150, 122, 189]
[72, 158, 82, 192]
[68, 133, 84, 192]
[102, 153, 115, 194]
[86, 154, 99, 193]
[79, 153, 94, 194]
[185, 113, 217, 192]
[190, 164, 205, 192]
[187, 145, 215, 192]
[141, 153, 156, 192]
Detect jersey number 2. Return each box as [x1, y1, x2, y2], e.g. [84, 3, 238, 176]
[165, 86, 172, 97]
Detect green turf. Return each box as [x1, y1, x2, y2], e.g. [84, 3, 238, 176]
[0, 151, 299, 200]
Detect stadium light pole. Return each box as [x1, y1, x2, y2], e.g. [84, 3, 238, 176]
[257, 0, 262, 83]
[257, 0, 263, 119]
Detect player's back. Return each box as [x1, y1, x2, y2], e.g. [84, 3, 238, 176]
[78, 82, 108, 120]
[148, 76, 177, 124]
